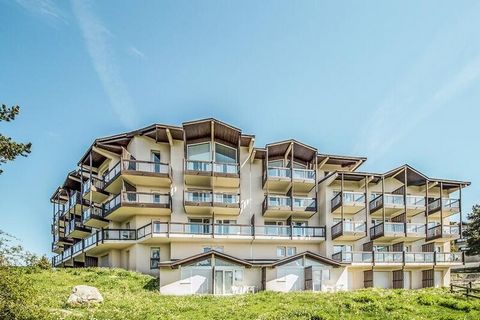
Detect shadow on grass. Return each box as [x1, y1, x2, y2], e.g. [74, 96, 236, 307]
[143, 277, 159, 291]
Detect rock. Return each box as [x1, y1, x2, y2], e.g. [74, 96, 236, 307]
[67, 285, 104, 306]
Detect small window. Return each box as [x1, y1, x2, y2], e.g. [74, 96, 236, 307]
[287, 247, 297, 256]
[150, 247, 160, 269]
[277, 246, 286, 257]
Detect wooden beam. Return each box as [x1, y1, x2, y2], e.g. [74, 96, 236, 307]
[318, 156, 330, 170]
[166, 128, 173, 147]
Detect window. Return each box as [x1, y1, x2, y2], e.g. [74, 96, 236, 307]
[268, 160, 284, 167]
[333, 245, 352, 254]
[187, 143, 211, 161]
[215, 143, 237, 163]
[277, 246, 296, 257]
[151, 151, 161, 173]
[150, 247, 160, 269]
[203, 246, 224, 253]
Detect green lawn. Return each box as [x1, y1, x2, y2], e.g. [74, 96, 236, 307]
[9, 268, 480, 319]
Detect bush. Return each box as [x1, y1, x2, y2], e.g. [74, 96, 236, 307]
[0, 267, 33, 319]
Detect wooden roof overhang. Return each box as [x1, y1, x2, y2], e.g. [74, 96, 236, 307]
[317, 154, 367, 172]
[159, 250, 253, 269]
[183, 118, 242, 148]
[265, 140, 317, 165]
[318, 171, 382, 186]
[267, 251, 341, 268]
[78, 124, 184, 167]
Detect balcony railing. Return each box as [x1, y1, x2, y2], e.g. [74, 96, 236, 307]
[103, 162, 121, 185]
[266, 195, 291, 208]
[374, 252, 404, 263]
[331, 192, 366, 211]
[332, 251, 373, 263]
[292, 168, 315, 181]
[406, 195, 426, 207]
[101, 229, 136, 241]
[436, 252, 463, 263]
[83, 177, 104, 194]
[184, 191, 240, 206]
[331, 221, 366, 239]
[169, 222, 212, 235]
[293, 197, 316, 211]
[123, 159, 170, 175]
[104, 191, 171, 216]
[185, 160, 239, 175]
[428, 198, 460, 214]
[406, 223, 426, 235]
[426, 225, 460, 239]
[66, 191, 84, 212]
[82, 206, 104, 223]
[369, 193, 404, 213]
[267, 167, 291, 179]
[404, 252, 434, 263]
[143, 222, 325, 239]
[214, 224, 253, 236]
[72, 241, 83, 255]
[65, 219, 83, 236]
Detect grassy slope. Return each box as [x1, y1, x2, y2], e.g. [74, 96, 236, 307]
[18, 268, 480, 320]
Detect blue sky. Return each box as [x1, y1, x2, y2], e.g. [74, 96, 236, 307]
[0, 0, 479, 255]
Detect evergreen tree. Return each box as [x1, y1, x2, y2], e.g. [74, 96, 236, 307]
[0, 104, 32, 174]
[464, 205, 480, 256]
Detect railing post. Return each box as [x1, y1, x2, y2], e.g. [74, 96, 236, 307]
[290, 224, 293, 240]
[434, 251, 437, 265]
[372, 250, 375, 266]
[167, 221, 170, 238]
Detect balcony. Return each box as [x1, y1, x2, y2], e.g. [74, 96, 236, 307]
[370, 222, 425, 242]
[65, 191, 88, 215]
[292, 168, 316, 193]
[104, 191, 171, 222]
[332, 251, 373, 264]
[427, 198, 460, 218]
[331, 221, 367, 240]
[184, 160, 239, 188]
[404, 252, 434, 264]
[104, 159, 171, 193]
[426, 225, 460, 242]
[331, 192, 366, 214]
[369, 194, 404, 217]
[137, 221, 325, 243]
[65, 219, 91, 239]
[262, 195, 316, 219]
[82, 205, 108, 228]
[79, 229, 137, 255]
[435, 252, 464, 265]
[264, 167, 292, 192]
[373, 252, 404, 265]
[405, 195, 426, 216]
[184, 191, 240, 215]
[82, 177, 108, 203]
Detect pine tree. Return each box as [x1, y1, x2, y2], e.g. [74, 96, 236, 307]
[0, 104, 32, 174]
[464, 205, 480, 256]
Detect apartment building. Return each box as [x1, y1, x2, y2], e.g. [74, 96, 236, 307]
[51, 118, 468, 294]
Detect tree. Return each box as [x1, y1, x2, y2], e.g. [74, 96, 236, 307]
[0, 104, 32, 174]
[464, 205, 480, 256]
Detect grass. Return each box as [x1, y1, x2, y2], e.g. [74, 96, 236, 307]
[10, 267, 480, 319]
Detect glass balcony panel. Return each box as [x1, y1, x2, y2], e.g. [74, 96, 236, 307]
[384, 194, 404, 205]
[213, 162, 238, 174]
[384, 222, 405, 233]
[185, 192, 212, 203]
[292, 169, 315, 180]
[406, 195, 425, 206]
[267, 167, 291, 179]
[267, 196, 291, 207]
[186, 160, 212, 172]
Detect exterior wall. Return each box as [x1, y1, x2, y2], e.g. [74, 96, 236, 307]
[51, 120, 467, 295]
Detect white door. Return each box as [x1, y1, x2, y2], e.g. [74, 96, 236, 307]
[404, 271, 411, 289]
[434, 271, 443, 288]
[373, 271, 391, 289]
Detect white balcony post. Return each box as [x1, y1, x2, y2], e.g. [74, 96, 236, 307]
[341, 173, 344, 222]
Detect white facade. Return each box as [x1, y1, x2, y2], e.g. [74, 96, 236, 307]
[51, 119, 468, 294]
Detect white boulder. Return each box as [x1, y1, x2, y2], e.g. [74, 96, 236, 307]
[67, 285, 104, 306]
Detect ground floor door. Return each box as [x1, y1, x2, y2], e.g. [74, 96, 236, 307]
[278, 267, 304, 291]
[404, 271, 411, 289]
[215, 270, 234, 295]
[434, 270, 443, 288]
